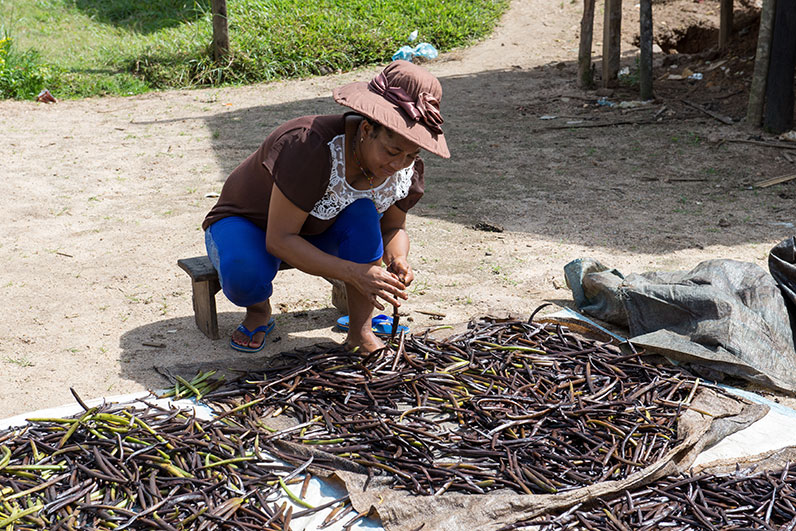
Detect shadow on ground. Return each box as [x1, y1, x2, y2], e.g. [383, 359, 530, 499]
[70, 0, 208, 33]
[197, 57, 792, 256]
[118, 308, 343, 389]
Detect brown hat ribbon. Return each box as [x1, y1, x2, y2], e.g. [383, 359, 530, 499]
[368, 72, 444, 134]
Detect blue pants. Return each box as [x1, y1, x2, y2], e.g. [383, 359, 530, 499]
[205, 198, 383, 307]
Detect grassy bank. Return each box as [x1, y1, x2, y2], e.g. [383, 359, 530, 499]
[0, 0, 508, 100]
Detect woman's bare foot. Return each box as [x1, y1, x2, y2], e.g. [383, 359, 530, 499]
[342, 277, 390, 353]
[345, 330, 385, 353]
[231, 300, 272, 350]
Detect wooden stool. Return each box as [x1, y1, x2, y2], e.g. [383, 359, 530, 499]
[178, 256, 347, 340]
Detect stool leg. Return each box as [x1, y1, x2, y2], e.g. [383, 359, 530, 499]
[191, 278, 221, 340]
[328, 278, 348, 314]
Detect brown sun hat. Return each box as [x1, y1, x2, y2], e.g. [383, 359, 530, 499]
[333, 60, 450, 159]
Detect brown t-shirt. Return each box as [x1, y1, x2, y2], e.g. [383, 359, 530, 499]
[202, 114, 425, 236]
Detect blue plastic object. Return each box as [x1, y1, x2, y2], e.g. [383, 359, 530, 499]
[392, 42, 439, 62]
[392, 45, 415, 62]
[336, 314, 409, 337]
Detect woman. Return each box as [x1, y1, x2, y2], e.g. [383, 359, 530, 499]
[202, 60, 449, 354]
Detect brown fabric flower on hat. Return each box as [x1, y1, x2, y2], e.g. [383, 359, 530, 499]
[333, 60, 449, 158]
[416, 91, 443, 134]
[367, 71, 444, 134]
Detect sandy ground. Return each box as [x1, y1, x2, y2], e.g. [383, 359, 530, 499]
[1, 0, 795, 418]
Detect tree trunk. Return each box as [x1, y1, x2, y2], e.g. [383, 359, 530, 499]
[719, 0, 733, 50]
[211, 0, 230, 63]
[578, 0, 597, 89]
[639, 0, 653, 100]
[764, 0, 796, 133]
[747, 0, 777, 126]
[602, 0, 622, 87]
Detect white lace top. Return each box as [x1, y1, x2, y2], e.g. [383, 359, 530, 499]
[309, 134, 414, 220]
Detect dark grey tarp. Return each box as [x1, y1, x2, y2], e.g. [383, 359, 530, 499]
[564, 243, 796, 393]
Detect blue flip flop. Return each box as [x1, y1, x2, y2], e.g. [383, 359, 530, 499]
[230, 318, 275, 353]
[335, 314, 409, 338]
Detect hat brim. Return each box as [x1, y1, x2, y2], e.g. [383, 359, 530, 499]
[333, 82, 450, 159]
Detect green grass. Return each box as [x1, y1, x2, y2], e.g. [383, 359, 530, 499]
[0, 0, 508, 99]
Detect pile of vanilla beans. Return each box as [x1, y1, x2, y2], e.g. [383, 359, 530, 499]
[0, 396, 356, 530]
[0, 315, 769, 530]
[206, 316, 701, 496]
[507, 465, 796, 530]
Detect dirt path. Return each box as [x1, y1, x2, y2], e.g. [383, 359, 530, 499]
[1, 0, 793, 418]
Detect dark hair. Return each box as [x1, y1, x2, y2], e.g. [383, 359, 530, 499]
[365, 116, 398, 139]
[364, 116, 383, 136]
[345, 112, 391, 139]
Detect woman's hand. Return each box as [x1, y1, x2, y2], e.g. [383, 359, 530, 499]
[349, 263, 408, 311]
[380, 206, 413, 291]
[387, 257, 414, 287]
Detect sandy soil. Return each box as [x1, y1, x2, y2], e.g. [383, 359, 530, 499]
[1, 0, 794, 418]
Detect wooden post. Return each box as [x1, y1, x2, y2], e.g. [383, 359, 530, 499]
[639, 0, 653, 100]
[747, 0, 776, 126]
[602, 0, 623, 87]
[719, 0, 733, 50]
[764, 0, 796, 133]
[578, 0, 597, 88]
[211, 0, 230, 62]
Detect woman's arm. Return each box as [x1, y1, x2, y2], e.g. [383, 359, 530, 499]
[380, 205, 414, 287]
[266, 184, 407, 309]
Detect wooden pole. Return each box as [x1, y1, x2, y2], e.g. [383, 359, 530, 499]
[764, 0, 796, 133]
[602, 0, 623, 87]
[747, 0, 776, 126]
[639, 0, 653, 100]
[578, 0, 596, 88]
[211, 0, 230, 63]
[719, 0, 733, 50]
